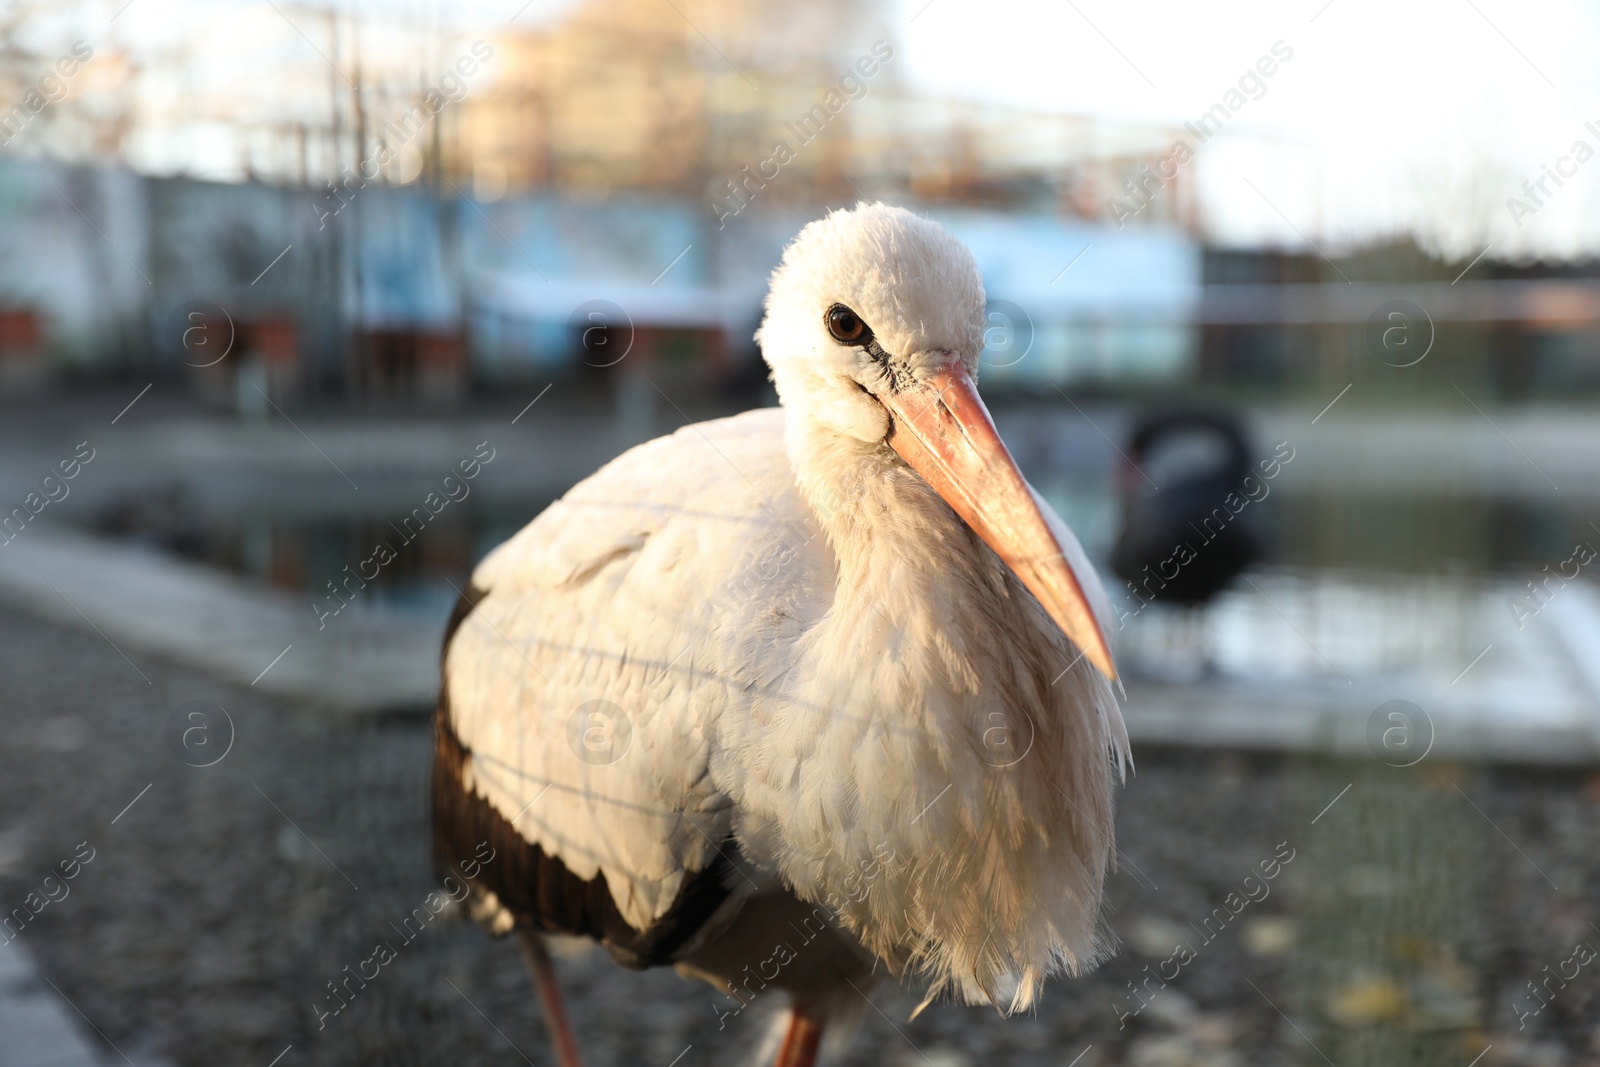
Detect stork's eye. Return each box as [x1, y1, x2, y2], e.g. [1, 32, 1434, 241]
[825, 304, 872, 345]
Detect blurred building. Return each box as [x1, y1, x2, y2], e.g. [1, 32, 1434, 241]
[0, 154, 1203, 395]
[454, 0, 1197, 227]
[0, 0, 1217, 401]
[1196, 243, 1600, 400]
[3, 0, 1598, 402]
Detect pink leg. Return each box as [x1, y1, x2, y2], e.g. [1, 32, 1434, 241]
[516, 930, 585, 1067]
[774, 1001, 825, 1067]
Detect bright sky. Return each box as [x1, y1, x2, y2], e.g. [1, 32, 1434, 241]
[898, 0, 1600, 259]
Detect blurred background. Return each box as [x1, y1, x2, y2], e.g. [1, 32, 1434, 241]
[1, 0, 1598, 1065]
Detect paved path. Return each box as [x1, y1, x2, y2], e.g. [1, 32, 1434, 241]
[0, 525, 439, 714]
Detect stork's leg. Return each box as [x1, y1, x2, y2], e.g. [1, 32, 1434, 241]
[773, 1001, 825, 1067]
[516, 930, 585, 1067]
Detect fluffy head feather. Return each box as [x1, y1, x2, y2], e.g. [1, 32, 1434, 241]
[755, 202, 988, 443]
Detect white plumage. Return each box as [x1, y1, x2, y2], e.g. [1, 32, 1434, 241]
[436, 203, 1130, 1066]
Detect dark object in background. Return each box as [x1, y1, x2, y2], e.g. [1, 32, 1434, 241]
[93, 484, 215, 563]
[1112, 409, 1261, 605]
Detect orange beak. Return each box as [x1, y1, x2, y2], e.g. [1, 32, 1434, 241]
[883, 362, 1118, 681]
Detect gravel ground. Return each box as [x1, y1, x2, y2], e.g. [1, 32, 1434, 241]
[3, 606, 1600, 1067]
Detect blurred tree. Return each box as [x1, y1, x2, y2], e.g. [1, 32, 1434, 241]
[0, 0, 139, 162]
[0, 0, 1188, 228]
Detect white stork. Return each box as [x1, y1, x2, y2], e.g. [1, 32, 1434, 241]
[433, 203, 1130, 1067]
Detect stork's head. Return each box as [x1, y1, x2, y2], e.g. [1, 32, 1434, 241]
[757, 203, 1116, 680]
